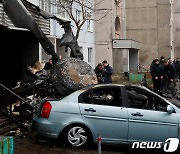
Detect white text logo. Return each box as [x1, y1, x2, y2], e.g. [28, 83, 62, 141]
[132, 138, 179, 152]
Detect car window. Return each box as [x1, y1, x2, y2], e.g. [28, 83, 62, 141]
[126, 88, 168, 112]
[81, 91, 92, 104]
[92, 87, 122, 106]
[153, 96, 169, 112]
[79, 87, 122, 107]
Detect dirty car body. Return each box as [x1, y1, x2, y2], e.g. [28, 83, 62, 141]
[31, 84, 180, 148]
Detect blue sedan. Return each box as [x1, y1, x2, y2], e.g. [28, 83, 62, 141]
[31, 84, 180, 148]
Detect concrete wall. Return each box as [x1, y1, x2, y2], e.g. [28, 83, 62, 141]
[173, 0, 180, 58]
[126, 0, 171, 67]
[95, 0, 113, 66]
[95, 0, 126, 68]
[157, 0, 171, 58]
[95, 0, 178, 73]
[112, 48, 129, 73]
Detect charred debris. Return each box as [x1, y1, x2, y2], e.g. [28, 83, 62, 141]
[0, 0, 97, 133]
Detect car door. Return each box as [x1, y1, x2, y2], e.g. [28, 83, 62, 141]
[78, 86, 128, 143]
[125, 86, 179, 143]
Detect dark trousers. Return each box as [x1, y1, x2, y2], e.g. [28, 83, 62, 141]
[162, 77, 176, 93]
[152, 78, 161, 93]
[177, 72, 180, 80]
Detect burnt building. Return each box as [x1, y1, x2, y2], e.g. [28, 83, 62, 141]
[0, 0, 50, 87]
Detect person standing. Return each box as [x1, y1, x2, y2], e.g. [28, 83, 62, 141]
[102, 60, 113, 84]
[150, 59, 164, 93]
[162, 59, 176, 93]
[159, 56, 165, 65]
[174, 58, 180, 82]
[44, 58, 53, 70]
[94, 63, 105, 84]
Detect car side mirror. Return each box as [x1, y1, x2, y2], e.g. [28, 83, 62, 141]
[167, 105, 174, 114]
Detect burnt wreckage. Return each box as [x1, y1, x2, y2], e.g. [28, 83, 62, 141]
[1, 0, 97, 107]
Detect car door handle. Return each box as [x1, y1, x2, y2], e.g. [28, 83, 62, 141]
[84, 108, 96, 112]
[131, 112, 143, 117]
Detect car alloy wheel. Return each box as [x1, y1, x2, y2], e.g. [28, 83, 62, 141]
[67, 126, 88, 147]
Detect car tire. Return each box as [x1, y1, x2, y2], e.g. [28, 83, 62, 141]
[64, 125, 92, 148]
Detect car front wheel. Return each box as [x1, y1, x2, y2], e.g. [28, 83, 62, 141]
[65, 126, 91, 148]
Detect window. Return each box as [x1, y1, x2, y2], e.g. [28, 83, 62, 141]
[88, 48, 93, 63]
[126, 87, 168, 112]
[81, 91, 92, 104]
[79, 87, 122, 107]
[51, 0, 70, 19]
[153, 97, 170, 112]
[127, 89, 149, 109]
[58, 5, 66, 18]
[87, 13, 92, 31]
[76, 9, 81, 21]
[39, 0, 51, 12]
[51, 0, 57, 14]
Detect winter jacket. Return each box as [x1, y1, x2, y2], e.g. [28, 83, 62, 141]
[104, 65, 113, 84]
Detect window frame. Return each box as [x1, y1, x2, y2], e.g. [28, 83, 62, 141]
[125, 86, 170, 112]
[78, 86, 122, 107]
[87, 47, 93, 63]
[39, 0, 51, 13]
[76, 9, 82, 21]
[87, 12, 92, 31]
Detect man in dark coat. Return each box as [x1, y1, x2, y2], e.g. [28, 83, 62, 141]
[44, 58, 53, 70]
[174, 58, 180, 81]
[150, 59, 164, 93]
[163, 59, 176, 93]
[102, 60, 113, 84]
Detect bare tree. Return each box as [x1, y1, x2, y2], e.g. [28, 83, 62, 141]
[55, 0, 90, 39]
[55, 0, 110, 39]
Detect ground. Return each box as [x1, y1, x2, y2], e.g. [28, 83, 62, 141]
[14, 133, 125, 154]
[14, 134, 173, 154]
[14, 133, 180, 154]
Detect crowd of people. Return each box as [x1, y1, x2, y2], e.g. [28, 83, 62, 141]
[43, 56, 180, 95]
[94, 60, 113, 84]
[150, 56, 180, 94]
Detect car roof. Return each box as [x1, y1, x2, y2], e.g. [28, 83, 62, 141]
[80, 83, 150, 91]
[81, 83, 124, 90]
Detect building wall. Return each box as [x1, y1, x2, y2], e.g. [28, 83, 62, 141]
[95, 0, 126, 67]
[173, 0, 180, 58]
[126, 0, 171, 67]
[95, 0, 114, 66]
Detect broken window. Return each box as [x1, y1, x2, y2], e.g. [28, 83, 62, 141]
[79, 87, 122, 107]
[126, 88, 168, 112]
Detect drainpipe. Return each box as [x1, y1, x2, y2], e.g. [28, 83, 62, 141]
[170, 0, 174, 59]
